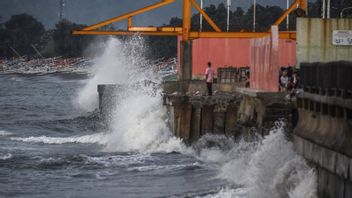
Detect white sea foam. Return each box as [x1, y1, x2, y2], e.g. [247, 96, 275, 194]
[127, 162, 200, 172]
[86, 153, 152, 168]
[0, 153, 12, 160]
[198, 188, 247, 198]
[10, 133, 108, 145]
[0, 130, 13, 136]
[197, 123, 317, 198]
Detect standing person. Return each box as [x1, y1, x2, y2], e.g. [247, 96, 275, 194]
[205, 62, 215, 96]
[280, 69, 289, 92]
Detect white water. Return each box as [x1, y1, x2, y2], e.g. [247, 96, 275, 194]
[10, 37, 317, 197]
[0, 130, 13, 136]
[197, 123, 317, 198]
[0, 153, 12, 160]
[79, 36, 187, 153]
[77, 36, 150, 112]
[10, 133, 108, 145]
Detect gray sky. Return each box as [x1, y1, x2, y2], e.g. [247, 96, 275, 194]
[0, 0, 297, 29]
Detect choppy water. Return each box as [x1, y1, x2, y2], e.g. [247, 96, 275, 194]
[0, 37, 317, 198]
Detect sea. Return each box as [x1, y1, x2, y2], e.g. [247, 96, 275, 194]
[0, 37, 317, 198]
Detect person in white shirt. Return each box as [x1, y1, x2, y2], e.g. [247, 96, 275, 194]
[280, 70, 289, 92]
[205, 62, 215, 96]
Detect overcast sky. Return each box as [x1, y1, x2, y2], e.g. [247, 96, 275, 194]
[0, 0, 301, 29]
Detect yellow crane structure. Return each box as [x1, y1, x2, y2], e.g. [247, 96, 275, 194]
[73, 0, 307, 80]
[73, 0, 307, 41]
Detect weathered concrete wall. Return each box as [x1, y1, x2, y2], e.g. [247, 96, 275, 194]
[297, 18, 352, 67]
[165, 94, 241, 143]
[98, 83, 293, 144]
[165, 87, 293, 143]
[294, 61, 352, 198]
[236, 88, 293, 129]
[294, 135, 352, 198]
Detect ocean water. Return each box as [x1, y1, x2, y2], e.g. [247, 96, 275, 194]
[0, 37, 317, 198]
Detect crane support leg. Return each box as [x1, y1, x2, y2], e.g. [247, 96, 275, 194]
[190, 0, 221, 32]
[182, 0, 191, 41]
[274, 0, 307, 27]
[274, 0, 299, 26]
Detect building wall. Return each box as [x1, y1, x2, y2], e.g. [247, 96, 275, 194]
[250, 36, 296, 92]
[191, 38, 251, 79]
[297, 18, 352, 67]
[177, 36, 296, 81]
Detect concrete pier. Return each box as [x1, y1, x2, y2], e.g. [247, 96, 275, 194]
[97, 81, 293, 144]
[293, 61, 352, 198]
[163, 83, 293, 143]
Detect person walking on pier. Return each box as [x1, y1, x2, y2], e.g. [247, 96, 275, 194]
[205, 62, 215, 96]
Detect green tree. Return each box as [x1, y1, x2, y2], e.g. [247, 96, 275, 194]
[0, 16, 3, 29]
[168, 17, 182, 26]
[53, 19, 90, 57]
[4, 13, 45, 57]
[144, 17, 181, 59]
[0, 29, 11, 57]
[231, 7, 245, 31]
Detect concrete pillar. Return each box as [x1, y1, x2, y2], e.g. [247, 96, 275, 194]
[97, 84, 122, 122]
[168, 105, 176, 135]
[169, 96, 188, 138]
[180, 40, 192, 81]
[214, 112, 225, 134]
[213, 104, 226, 134]
[191, 105, 201, 143]
[201, 105, 214, 135]
[180, 103, 192, 143]
[172, 101, 182, 138]
[225, 105, 237, 137]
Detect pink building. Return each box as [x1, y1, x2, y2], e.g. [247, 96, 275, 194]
[177, 36, 296, 91]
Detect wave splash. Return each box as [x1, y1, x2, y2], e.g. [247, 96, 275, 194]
[77, 36, 186, 153]
[196, 123, 317, 198]
[10, 36, 185, 154]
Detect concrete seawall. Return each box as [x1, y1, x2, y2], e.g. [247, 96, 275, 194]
[97, 81, 294, 144]
[294, 61, 352, 198]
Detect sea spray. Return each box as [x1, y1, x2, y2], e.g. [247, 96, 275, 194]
[11, 36, 186, 153]
[195, 122, 317, 198]
[77, 36, 187, 153]
[77, 36, 152, 112]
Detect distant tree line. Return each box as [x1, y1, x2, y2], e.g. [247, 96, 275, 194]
[0, 1, 351, 59]
[0, 14, 92, 58]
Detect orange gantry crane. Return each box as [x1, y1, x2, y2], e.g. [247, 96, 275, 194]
[72, 0, 307, 41]
[73, 0, 307, 80]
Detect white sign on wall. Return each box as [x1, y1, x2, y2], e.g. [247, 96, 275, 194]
[332, 30, 352, 46]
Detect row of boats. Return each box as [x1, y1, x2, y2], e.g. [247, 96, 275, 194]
[0, 57, 178, 80]
[0, 57, 93, 74]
